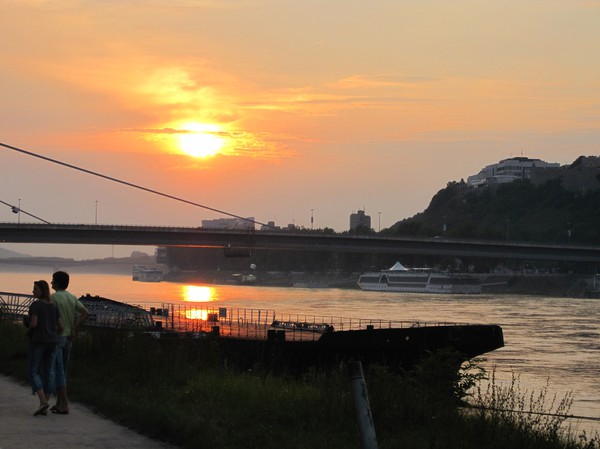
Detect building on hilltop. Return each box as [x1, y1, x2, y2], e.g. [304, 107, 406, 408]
[349, 210, 371, 231]
[467, 155, 600, 194]
[202, 217, 255, 230]
[467, 157, 560, 189]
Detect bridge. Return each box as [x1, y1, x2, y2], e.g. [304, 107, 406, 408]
[1, 223, 600, 263]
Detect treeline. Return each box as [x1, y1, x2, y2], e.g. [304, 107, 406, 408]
[388, 179, 600, 244]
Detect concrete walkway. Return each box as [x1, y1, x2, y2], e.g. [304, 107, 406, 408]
[0, 374, 176, 449]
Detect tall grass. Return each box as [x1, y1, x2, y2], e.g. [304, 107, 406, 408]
[469, 369, 599, 449]
[473, 370, 573, 435]
[1, 319, 598, 449]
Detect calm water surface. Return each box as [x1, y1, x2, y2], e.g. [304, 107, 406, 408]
[2, 269, 598, 435]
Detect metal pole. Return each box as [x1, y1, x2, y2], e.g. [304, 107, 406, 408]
[95, 200, 98, 225]
[18, 199, 21, 224]
[349, 361, 378, 449]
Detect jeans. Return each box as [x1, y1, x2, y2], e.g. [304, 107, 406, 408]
[29, 342, 58, 394]
[61, 336, 73, 376]
[53, 335, 72, 390]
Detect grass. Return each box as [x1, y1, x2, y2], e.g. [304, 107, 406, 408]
[1, 319, 598, 449]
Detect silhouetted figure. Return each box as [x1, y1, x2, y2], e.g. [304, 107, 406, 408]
[50, 271, 89, 414]
[28, 280, 63, 416]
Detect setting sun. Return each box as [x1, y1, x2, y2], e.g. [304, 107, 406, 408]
[177, 123, 225, 158]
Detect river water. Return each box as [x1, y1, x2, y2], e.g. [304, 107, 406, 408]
[1, 269, 598, 436]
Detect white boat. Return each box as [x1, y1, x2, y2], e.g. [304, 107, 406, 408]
[357, 262, 481, 294]
[132, 265, 163, 282]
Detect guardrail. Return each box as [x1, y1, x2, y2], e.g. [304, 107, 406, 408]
[0, 291, 35, 320]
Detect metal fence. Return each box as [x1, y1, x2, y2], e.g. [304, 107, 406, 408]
[0, 291, 34, 321]
[1, 291, 467, 342]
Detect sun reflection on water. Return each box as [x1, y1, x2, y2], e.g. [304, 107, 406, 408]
[185, 308, 209, 321]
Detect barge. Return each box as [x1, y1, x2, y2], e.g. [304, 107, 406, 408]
[77, 294, 504, 372]
[1, 291, 504, 372]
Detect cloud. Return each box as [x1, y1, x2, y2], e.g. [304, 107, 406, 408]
[327, 74, 438, 90]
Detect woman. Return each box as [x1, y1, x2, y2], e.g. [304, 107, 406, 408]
[28, 280, 63, 416]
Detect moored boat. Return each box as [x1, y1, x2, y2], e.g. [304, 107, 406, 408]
[358, 262, 481, 294]
[2, 291, 503, 373]
[78, 295, 502, 372]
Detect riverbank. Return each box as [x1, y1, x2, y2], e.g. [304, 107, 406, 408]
[478, 273, 594, 297]
[166, 270, 597, 298]
[1, 257, 596, 298]
[1, 319, 595, 449]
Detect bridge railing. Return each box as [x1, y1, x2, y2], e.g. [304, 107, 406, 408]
[142, 303, 468, 341]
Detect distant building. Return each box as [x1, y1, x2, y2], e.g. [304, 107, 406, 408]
[467, 157, 560, 188]
[155, 247, 168, 263]
[260, 221, 281, 231]
[349, 210, 371, 231]
[202, 217, 255, 230]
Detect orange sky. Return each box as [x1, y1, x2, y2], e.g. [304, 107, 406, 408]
[1, 0, 599, 258]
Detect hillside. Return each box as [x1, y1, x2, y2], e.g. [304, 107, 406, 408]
[0, 247, 30, 258]
[0, 252, 161, 275]
[388, 156, 600, 245]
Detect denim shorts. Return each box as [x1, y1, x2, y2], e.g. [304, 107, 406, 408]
[29, 341, 57, 394]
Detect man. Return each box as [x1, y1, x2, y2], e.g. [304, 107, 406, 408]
[50, 270, 89, 414]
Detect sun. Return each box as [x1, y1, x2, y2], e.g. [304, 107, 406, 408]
[177, 123, 225, 158]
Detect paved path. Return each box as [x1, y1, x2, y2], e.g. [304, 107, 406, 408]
[0, 374, 176, 449]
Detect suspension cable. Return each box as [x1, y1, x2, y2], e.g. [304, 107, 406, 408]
[0, 142, 270, 228]
[0, 199, 51, 224]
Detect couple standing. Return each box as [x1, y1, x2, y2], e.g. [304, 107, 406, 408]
[28, 270, 89, 416]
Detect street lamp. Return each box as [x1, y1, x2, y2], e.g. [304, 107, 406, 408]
[18, 199, 21, 224]
[95, 200, 98, 225]
[310, 209, 314, 230]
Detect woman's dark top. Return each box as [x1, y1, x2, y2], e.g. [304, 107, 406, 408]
[28, 300, 60, 343]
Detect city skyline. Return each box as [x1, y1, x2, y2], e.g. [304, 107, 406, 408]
[1, 1, 599, 259]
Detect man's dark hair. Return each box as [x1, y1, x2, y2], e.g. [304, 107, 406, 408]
[52, 271, 70, 290]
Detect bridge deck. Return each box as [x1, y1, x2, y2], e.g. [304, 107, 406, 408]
[1, 222, 599, 262]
